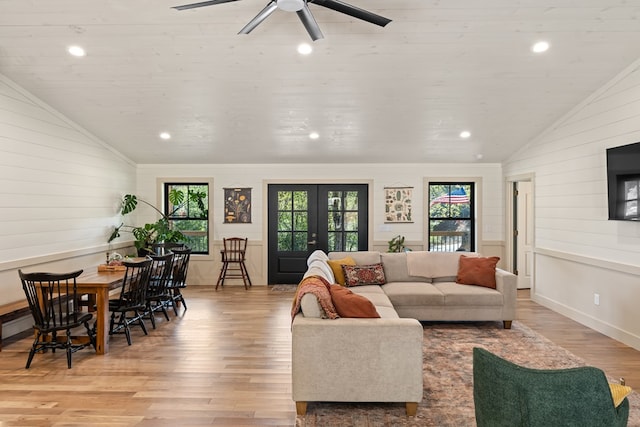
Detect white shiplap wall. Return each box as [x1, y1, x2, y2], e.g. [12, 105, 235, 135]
[133, 163, 504, 287]
[504, 60, 640, 350]
[0, 73, 137, 309]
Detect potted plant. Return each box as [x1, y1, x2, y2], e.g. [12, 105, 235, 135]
[387, 235, 408, 253]
[108, 189, 206, 256]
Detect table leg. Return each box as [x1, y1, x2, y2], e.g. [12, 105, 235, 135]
[94, 288, 109, 354]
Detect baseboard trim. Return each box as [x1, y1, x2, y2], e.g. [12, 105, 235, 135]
[532, 293, 640, 352]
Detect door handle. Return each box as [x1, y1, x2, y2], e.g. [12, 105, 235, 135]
[308, 240, 317, 245]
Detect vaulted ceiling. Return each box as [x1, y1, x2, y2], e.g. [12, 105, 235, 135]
[2, 1, 640, 164]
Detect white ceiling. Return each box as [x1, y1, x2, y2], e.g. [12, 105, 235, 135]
[2, 1, 640, 164]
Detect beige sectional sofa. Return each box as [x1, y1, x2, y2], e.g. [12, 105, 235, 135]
[291, 249, 517, 416]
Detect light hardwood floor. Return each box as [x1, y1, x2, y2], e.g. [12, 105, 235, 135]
[0, 286, 637, 426]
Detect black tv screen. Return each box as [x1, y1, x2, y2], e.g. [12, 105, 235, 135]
[607, 142, 640, 221]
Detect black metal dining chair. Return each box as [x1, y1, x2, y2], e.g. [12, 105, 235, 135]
[19, 269, 95, 369]
[144, 252, 174, 329]
[166, 247, 191, 314]
[108, 259, 153, 345]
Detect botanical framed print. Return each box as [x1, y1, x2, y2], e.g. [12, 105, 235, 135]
[224, 188, 251, 223]
[385, 187, 413, 223]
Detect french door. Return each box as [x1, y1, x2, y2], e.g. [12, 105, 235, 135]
[267, 184, 368, 284]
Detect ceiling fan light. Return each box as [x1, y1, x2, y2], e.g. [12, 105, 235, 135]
[277, 0, 304, 12]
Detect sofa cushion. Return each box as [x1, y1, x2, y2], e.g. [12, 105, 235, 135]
[375, 305, 401, 319]
[329, 251, 381, 265]
[343, 263, 386, 287]
[456, 255, 500, 289]
[329, 285, 380, 318]
[434, 282, 503, 306]
[380, 252, 430, 283]
[406, 251, 478, 279]
[350, 289, 395, 309]
[382, 282, 445, 306]
[347, 284, 386, 295]
[327, 257, 356, 285]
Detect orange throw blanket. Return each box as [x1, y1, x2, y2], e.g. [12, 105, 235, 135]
[291, 275, 339, 321]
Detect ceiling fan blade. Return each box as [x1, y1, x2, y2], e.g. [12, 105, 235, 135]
[309, 0, 391, 27]
[172, 0, 240, 11]
[238, 1, 279, 34]
[297, 4, 324, 41]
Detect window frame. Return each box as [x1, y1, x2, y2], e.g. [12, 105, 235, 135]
[424, 178, 482, 252]
[160, 178, 213, 257]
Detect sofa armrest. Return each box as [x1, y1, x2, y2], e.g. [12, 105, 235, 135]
[495, 268, 517, 322]
[292, 315, 424, 405]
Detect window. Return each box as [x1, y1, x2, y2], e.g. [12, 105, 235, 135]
[164, 183, 209, 254]
[428, 182, 475, 252]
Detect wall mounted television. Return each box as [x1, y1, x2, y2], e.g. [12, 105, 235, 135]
[607, 141, 640, 221]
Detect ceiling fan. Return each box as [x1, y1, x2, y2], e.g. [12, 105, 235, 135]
[172, 0, 392, 41]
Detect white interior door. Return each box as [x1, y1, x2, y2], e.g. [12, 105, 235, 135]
[516, 181, 533, 289]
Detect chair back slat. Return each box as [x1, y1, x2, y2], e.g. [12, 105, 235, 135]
[223, 237, 247, 263]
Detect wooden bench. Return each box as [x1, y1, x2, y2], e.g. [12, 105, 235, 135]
[0, 300, 31, 351]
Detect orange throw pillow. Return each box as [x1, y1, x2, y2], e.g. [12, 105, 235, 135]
[456, 255, 500, 289]
[327, 257, 356, 285]
[329, 284, 380, 318]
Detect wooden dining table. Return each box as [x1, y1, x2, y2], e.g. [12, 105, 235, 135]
[76, 267, 126, 354]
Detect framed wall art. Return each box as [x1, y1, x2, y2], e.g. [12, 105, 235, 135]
[384, 186, 413, 223]
[224, 187, 252, 223]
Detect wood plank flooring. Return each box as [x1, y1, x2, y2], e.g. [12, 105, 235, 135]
[0, 286, 637, 426]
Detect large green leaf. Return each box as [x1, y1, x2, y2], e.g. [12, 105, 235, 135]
[121, 194, 138, 215]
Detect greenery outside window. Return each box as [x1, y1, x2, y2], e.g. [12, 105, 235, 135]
[428, 182, 474, 252]
[164, 183, 209, 254]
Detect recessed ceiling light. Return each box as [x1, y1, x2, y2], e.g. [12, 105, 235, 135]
[309, 132, 319, 140]
[67, 45, 86, 57]
[460, 131, 471, 139]
[159, 132, 171, 140]
[531, 41, 550, 53]
[476, 154, 484, 160]
[298, 43, 313, 55]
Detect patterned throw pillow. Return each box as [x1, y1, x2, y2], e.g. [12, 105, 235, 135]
[342, 263, 386, 287]
[327, 257, 356, 285]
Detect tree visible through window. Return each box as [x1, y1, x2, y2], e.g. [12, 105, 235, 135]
[164, 183, 209, 254]
[428, 183, 474, 252]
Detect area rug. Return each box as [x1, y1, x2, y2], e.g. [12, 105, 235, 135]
[270, 284, 298, 292]
[296, 321, 640, 427]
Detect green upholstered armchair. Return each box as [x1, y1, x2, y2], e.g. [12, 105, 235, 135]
[473, 347, 629, 427]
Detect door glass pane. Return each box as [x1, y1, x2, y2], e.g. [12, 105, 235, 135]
[277, 232, 291, 251]
[293, 191, 308, 210]
[278, 191, 292, 211]
[345, 191, 358, 210]
[293, 212, 308, 231]
[328, 212, 342, 231]
[344, 212, 358, 231]
[328, 192, 341, 210]
[293, 232, 308, 251]
[328, 232, 341, 252]
[278, 212, 292, 231]
[345, 232, 358, 251]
